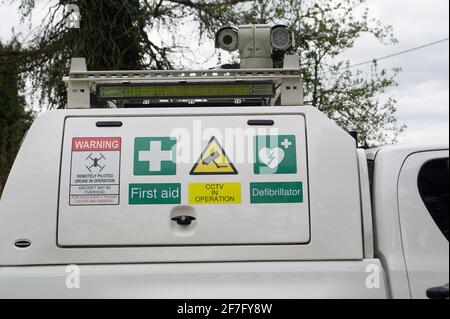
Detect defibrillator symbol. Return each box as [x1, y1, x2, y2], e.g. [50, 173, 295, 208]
[190, 137, 238, 175]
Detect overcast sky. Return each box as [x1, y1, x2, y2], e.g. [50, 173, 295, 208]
[0, 0, 448, 145]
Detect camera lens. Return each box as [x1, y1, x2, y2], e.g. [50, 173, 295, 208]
[223, 35, 233, 45]
[271, 26, 292, 50]
[215, 26, 238, 52]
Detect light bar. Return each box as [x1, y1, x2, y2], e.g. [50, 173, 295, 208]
[96, 81, 275, 100]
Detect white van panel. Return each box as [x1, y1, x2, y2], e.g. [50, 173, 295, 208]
[0, 107, 363, 265]
[0, 260, 387, 299]
[58, 115, 310, 246]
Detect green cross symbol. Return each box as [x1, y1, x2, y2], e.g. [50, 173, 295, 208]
[134, 137, 177, 175]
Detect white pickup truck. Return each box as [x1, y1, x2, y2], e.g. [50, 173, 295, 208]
[0, 58, 448, 299]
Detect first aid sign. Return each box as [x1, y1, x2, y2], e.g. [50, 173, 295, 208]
[70, 137, 121, 206]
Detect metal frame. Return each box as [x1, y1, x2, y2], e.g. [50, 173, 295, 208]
[64, 56, 304, 108]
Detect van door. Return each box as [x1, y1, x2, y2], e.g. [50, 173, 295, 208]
[398, 150, 449, 299]
[57, 115, 310, 247]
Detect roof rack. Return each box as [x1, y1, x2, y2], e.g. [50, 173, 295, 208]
[63, 56, 304, 109]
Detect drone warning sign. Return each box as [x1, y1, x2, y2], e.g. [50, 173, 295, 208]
[69, 137, 121, 206]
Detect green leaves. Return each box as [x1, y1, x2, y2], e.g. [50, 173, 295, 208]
[0, 40, 33, 196]
[242, 0, 403, 145]
[7, 0, 252, 108]
[6, 0, 404, 145]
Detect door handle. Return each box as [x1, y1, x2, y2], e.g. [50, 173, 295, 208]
[427, 284, 449, 299]
[171, 215, 196, 226]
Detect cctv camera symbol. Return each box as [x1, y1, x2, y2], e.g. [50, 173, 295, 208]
[202, 151, 227, 169]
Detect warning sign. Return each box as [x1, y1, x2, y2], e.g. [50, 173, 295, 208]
[69, 137, 121, 206]
[190, 137, 238, 175]
[189, 183, 241, 205]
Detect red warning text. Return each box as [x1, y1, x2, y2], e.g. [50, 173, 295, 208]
[72, 137, 121, 151]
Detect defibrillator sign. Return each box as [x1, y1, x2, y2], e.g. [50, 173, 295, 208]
[190, 137, 238, 175]
[69, 137, 121, 206]
[254, 135, 297, 174]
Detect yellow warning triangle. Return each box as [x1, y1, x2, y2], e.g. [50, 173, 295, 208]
[190, 137, 238, 175]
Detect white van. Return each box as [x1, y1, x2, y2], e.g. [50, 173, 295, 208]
[0, 58, 448, 299]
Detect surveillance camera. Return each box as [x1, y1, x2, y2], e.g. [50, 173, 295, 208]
[215, 24, 295, 68]
[215, 26, 239, 52]
[271, 25, 293, 51]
